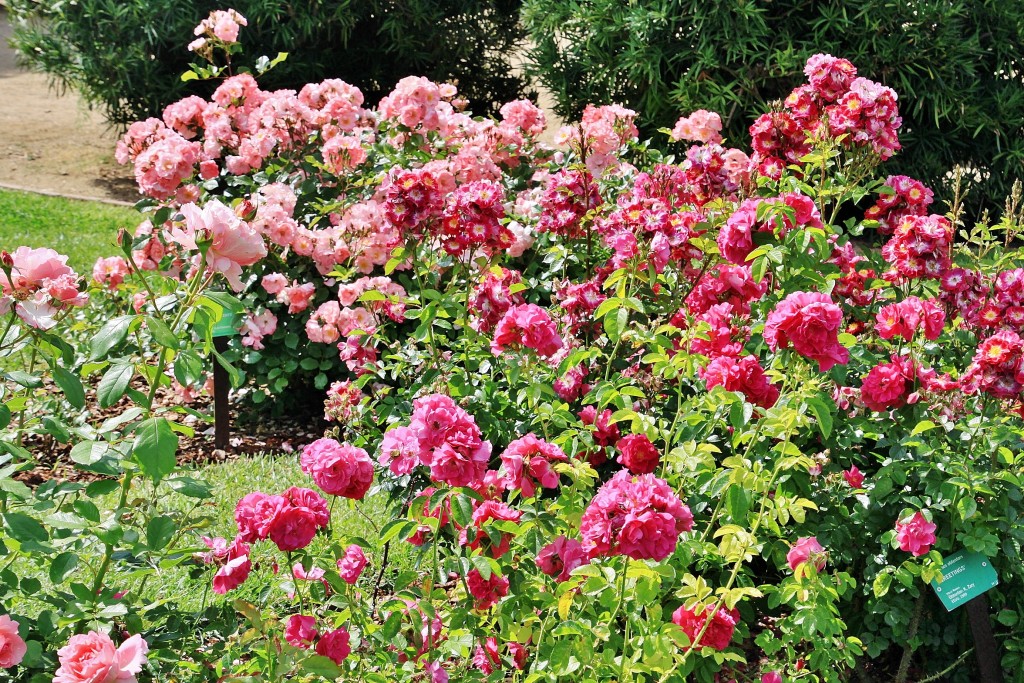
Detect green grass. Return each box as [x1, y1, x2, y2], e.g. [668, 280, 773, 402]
[0, 188, 141, 272]
[108, 453, 411, 614]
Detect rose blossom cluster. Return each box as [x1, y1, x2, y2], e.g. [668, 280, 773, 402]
[490, 303, 563, 358]
[555, 104, 639, 175]
[881, 214, 953, 281]
[91, 256, 130, 290]
[615, 433, 661, 474]
[670, 109, 724, 144]
[579, 470, 694, 561]
[189, 8, 247, 52]
[438, 180, 511, 256]
[961, 330, 1024, 400]
[864, 175, 934, 235]
[672, 604, 740, 651]
[499, 433, 568, 498]
[165, 200, 267, 291]
[536, 169, 602, 239]
[717, 192, 823, 266]
[53, 631, 148, 683]
[469, 267, 525, 333]
[377, 394, 492, 487]
[700, 354, 780, 409]
[473, 636, 527, 675]
[300, 438, 374, 499]
[874, 296, 944, 341]
[860, 354, 936, 412]
[0, 247, 88, 329]
[284, 615, 351, 665]
[240, 310, 278, 350]
[324, 380, 362, 423]
[750, 54, 901, 176]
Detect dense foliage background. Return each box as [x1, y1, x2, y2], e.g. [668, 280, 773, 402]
[521, 0, 1024, 211]
[6, 0, 528, 125]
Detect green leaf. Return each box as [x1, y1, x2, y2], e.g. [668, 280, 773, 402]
[3, 512, 48, 543]
[49, 552, 78, 584]
[173, 351, 205, 387]
[0, 403, 10, 430]
[132, 418, 179, 486]
[146, 515, 177, 551]
[91, 316, 134, 360]
[3, 371, 41, 388]
[52, 366, 85, 409]
[146, 316, 179, 350]
[167, 476, 213, 499]
[70, 441, 110, 466]
[301, 655, 344, 678]
[873, 572, 892, 598]
[98, 362, 134, 408]
[451, 493, 474, 528]
[806, 396, 833, 439]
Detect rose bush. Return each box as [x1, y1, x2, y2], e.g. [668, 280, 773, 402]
[2, 11, 1024, 683]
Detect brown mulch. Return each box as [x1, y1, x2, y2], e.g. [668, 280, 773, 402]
[10, 384, 328, 487]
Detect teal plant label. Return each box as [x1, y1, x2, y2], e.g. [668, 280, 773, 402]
[930, 550, 998, 611]
[211, 309, 239, 338]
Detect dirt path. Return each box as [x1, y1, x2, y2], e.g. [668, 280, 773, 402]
[0, 9, 136, 203]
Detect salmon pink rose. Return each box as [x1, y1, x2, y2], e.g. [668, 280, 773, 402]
[53, 632, 148, 683]
[168, 200, 267, 291]
[0, 614, 27, 668]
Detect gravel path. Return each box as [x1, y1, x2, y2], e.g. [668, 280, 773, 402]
[0, 9, 136, 203]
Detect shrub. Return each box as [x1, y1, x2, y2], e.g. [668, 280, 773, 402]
[521, 0, 1024, 211]
[6, 0, 528, 127]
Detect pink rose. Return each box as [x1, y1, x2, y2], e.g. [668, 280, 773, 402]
[764, 291, 849, 372]
[466, 568, 510, 610]
[491, 303, 563, 358]
[300, 438, 375, 500]
[895, 511, 937, 556]
[169, 201, 267, 291]
[499, 433, 567, 497]
[672, 604, 739, 651]
[211, 538, 252, 594]
[843, 466, 865, 488]
[315, 628, 351, 664]
[234, 492, 287, 542]
[0, 614, 27, 668]
[615, 434, 661, 475]
[54, 632, 148, 683]
[786, 536, 827, 572]
[268, 506, 318, 552]
[284, 615, 318, 649]
[337, 544, 367, 584]
[536, 536, 588, 582]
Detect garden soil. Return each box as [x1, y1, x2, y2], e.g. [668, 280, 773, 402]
[0, 9, 137, 203]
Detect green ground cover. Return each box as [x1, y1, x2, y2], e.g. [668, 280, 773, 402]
[0, 188, 139, 271]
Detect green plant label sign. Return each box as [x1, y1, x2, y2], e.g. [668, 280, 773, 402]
[211, 309, 239, 338]
[930, 550, 998, 611]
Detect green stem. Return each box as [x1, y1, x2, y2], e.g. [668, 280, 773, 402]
[617, 561, 631, 682]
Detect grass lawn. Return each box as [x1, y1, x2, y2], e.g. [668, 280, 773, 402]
[0, 188, 141, 272]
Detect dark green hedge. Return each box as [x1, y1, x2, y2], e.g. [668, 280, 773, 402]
[522, 0, 1024, 209]
[7, 0, 528, 126]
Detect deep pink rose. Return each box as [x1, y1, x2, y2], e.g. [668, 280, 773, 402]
[615, 434, 661, 474]
[461, 501, 522, 559]
[786, 536, 827, 572]
[536, 536, 588, 581]
[268, 506, 318, 552]
[337, 544, 367, 584]
[283, 486, 331, 528]
[211, 538, 252, 594]
[700, 354, 780, 409]
[466, 568, 510, 610]
[54, 632, 148, 683]
[672, 604, 739, 651]
[764, 291, 849, 371]
[301, 439, 375, 500]
[234, 492, 287, 542]
[315, 628, 351, 664]
[284, 615, 318, 649]
[491, 303, 563, 358]
[0, 614, 26, 668]
[500, 433, 567, 497]
[896, 511, 937, 556]
[843, 466, 865, 488]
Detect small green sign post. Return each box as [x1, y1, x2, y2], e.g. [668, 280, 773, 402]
[211, 309, 239, 450]
[930, 549, 998, 611]
[932, 550, 1003, 683]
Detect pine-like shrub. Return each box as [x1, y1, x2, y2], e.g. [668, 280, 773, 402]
[522, 0, 1024, 209]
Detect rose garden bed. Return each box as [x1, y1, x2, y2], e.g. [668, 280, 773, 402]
[1, 10, 1023, 683]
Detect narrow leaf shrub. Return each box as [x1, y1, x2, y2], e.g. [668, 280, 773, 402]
[522, 0, 1024, 211]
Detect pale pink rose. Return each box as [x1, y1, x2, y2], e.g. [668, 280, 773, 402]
[261, 273, 288, 294]
[169, 201, 267, 291]
[0, 614, 27, 668]
[54, 632, 148, 683]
